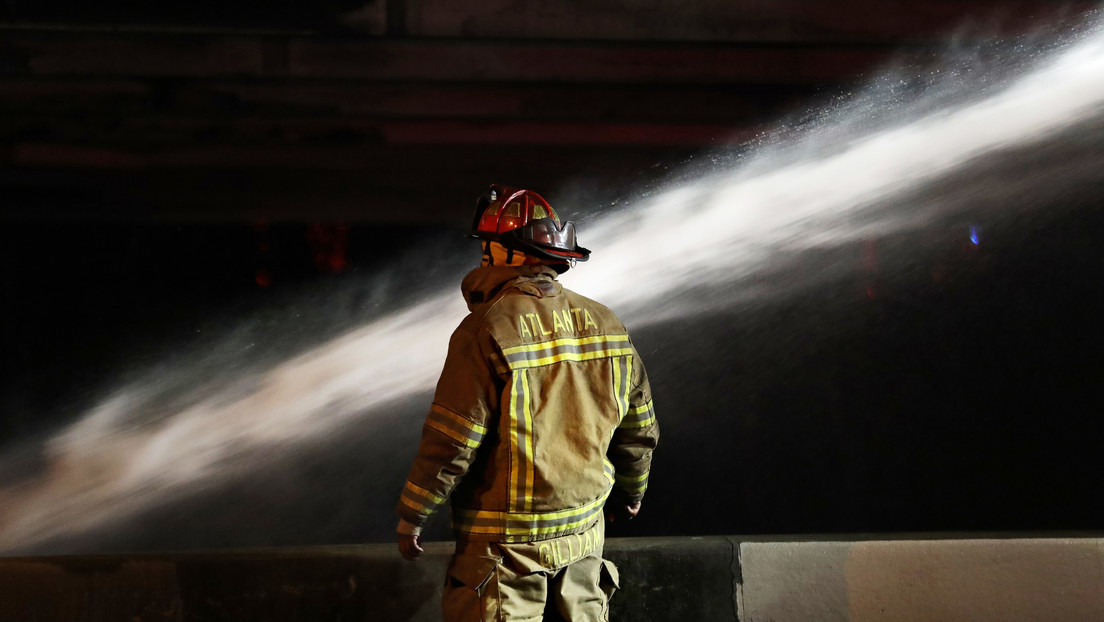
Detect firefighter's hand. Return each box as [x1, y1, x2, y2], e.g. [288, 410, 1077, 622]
[607, 501, 641, 523]
[398, 534, 424, 561]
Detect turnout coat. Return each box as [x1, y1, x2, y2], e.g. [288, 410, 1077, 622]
[398, 264, 659, 543]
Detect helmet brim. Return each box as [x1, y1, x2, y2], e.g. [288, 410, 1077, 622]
[502, 218, 590, 262]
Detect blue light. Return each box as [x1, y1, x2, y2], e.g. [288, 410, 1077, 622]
[969, 226, 980, 245]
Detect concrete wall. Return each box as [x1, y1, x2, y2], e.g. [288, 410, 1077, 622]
[1, 535, 1102, 621]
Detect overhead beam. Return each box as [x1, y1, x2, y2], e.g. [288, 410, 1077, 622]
[0, 144, 691, 223]
[0, 79, 818, 126]
[403, 0, 1097, 43]
[3, 32, 891, 83]
[1, 0, 1095, 43]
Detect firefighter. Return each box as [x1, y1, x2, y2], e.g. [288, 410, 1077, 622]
[396, 185, 659, 621]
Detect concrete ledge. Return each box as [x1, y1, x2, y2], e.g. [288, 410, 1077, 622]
[1, 535, 1101, 621]
[739, 538, 1104, 622]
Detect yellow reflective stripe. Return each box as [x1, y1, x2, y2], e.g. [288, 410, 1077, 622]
[521, 371, 535, 513]
[401, 481, 445, 514]
[603, 465, 616, 485]
[616, 471, 649, 484]
[616, 471, 649, 494]
[457, 512, 596, 536]
[623, 356, 633, 419]
[502, 334, 634, 370]
[463, 513, 601, 539]
[431, 404, 488, 436]
[615, 355, 631, 423]
[620, 398, 656, 429]
[501, 334, 629, 356]
[613, 356, 625, 422]
[425, 419, 481, 448]
[426, 404, 487, 448]
[508, 370, 534, 512]
[455, 491, 608, 523]
[619, 413, 656, 429]
[399, 496, 429, 513]
[453, 491, 612, 540]
[404, 481, 445, 506]
[508, 372, 522, 511]
[512, 347, 635, 370]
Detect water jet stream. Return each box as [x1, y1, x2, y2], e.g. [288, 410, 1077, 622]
[1, 15, 1103, 553]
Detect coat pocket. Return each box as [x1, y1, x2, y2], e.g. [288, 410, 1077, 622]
[442, 555, 501, 622]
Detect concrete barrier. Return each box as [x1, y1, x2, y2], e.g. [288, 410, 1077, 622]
[1, 535, 1101, 621]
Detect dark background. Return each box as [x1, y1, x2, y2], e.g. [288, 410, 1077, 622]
[1, 1, 1102, 553]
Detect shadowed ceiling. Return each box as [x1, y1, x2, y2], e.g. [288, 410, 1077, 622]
[0, 1, 1094, 223]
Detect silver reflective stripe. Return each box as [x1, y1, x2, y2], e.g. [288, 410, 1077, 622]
[615, 471, 649, 495]
[453, 486, 612, 541]
[613, 355, 632, 423]
[426, 404, 487, 448]
[508, 370, 535, 513]
[620, 399, 656, 429]
[502, 334, 633, 370]
[401, 480, 445, 515]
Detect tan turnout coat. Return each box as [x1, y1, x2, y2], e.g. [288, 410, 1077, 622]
[398, 264, 659, 543]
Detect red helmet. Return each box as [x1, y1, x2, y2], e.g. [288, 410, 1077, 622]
[469, 184, 590, 262]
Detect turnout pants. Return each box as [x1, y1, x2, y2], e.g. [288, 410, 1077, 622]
[442, 519, 619, 622]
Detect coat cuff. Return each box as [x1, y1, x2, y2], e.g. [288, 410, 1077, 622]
[396, 519, 423, 537]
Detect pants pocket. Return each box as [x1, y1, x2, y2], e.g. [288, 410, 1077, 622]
[442, 555, 501, 622]
[598, 558, 620, 620]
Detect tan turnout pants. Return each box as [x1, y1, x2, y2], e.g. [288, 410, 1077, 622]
[442, 520, 619, 622]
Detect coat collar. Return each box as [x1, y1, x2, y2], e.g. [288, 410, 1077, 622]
[461, 264, 562, 312]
